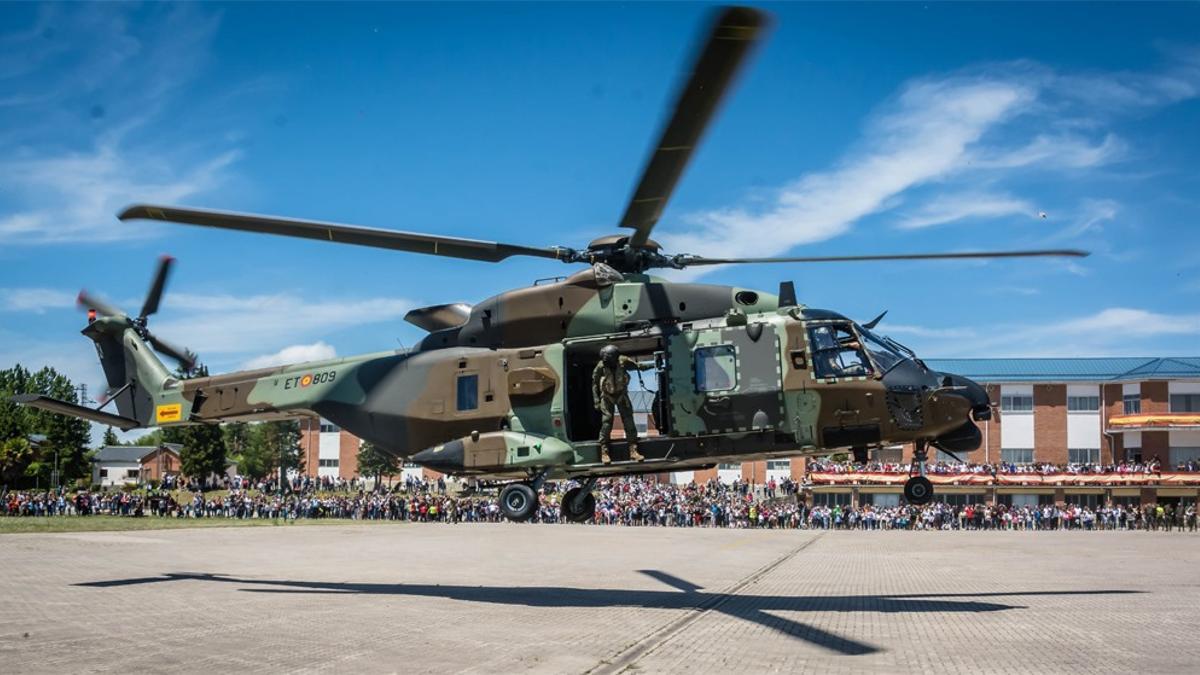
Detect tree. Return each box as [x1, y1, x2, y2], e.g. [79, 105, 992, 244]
[129, 429, 164, 447]
[102, 427, 119, 447]
[180, 422, 227, 486]
[235, 423, 273, 480]
[0, 364, 92, 487]
[357, 441, 398, 487]
[0, 438, 35, 487]
[235, 420, 303, 482]
[263, 420, 304, 477]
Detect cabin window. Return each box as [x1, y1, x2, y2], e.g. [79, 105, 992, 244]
[456, 374, 479, 411]
[807, 323, 871, 379]
[694, 345, 737, 393]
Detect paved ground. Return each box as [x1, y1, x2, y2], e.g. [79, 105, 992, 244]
[2, 524, 1199, 674]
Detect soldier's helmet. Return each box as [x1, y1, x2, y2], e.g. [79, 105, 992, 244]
[600, 344, 620, 367]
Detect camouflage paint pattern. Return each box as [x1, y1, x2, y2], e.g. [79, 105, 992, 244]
[28, 268, 988, 483]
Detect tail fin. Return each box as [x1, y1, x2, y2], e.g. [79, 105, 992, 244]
[84, 320, 177, 427]
[15, 257, 198, 430]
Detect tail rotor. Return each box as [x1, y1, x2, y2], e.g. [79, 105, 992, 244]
[77, 256, 199, 373]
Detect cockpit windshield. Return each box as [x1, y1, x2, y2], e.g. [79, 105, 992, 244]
[856, 325, 922, 376]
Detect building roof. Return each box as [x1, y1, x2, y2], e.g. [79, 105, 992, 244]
[925, 357, 1200, 383]
[94, 443, 182, 463]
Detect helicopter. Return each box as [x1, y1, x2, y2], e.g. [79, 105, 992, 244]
[15, 6, 1086, 522]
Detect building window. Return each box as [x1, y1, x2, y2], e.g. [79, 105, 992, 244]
[456, 374, 479, 411]
[1068, 448, 1100, 464]
[1009, 493, 1041, 508]
[811, 492, 851, 507]
[1001, 448, 1034, 464]
[717, 463, 738, 470]
[318, 459, 339, 468]
[126, 469, 139, 479]
[1170, 447, 1200, 466]
[861, 492, 899, 507]
[694, 345, 737, 392]
[1066, 493, 1103, 509]
[1000, 395, 1033, 412]
[934, 493, 985, 507]
[1067, 396, 1100, 412]
[1123, 395, 1141, 415]
[766, 460, 790, 470]
[99, 468, 108, 478]
[1170, 394, 1200, 413]
[319, 420, 340, 433]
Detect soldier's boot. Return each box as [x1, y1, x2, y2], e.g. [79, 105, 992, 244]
[628, 443, 645, 462]
[600, 445, 612, 465]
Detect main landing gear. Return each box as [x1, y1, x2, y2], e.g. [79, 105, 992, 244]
[498, 472, 598, 523]
[903, 440, 934, 506]
[560, 477, 598, 523]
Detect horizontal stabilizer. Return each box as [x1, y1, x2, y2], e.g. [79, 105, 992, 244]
[404, 303, 472, 332]
[12, 394, 141, 431]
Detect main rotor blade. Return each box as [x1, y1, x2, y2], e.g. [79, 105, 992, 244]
[675, 249, 1091, 266]
[619, 6, 770, 248]
[140, 255, 174, 320]
[119, 205, 569, 264]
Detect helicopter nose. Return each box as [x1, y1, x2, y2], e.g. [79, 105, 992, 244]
[937, 372, 991, 421]
[410, 440, 466, 473]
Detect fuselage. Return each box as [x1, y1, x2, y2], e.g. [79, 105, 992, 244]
[147, 264, 988, 480]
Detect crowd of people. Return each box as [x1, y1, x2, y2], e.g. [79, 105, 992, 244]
[3, 475, 1197, 532]
[804, 459, 1198, 475]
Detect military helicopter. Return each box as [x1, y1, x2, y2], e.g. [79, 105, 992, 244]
[16, 6, 1085, 521]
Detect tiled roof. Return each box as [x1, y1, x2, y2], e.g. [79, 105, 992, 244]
[924, 357, 1200, 382]
[94, 443, 182, 463]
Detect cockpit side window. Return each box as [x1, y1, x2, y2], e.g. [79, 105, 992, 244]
[807, 324, 871, 379]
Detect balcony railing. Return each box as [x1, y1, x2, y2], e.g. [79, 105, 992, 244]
[1108, 413, 1200, 431]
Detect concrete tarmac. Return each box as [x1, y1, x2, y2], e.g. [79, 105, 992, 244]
[2, 523, 1198, 673]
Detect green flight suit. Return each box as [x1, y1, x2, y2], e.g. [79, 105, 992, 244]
[592, 355, 644, 451]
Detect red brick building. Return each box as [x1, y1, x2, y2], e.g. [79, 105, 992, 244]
[293, 357, 1200, 504]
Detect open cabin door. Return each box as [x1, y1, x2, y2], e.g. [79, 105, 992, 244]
[667, 322, 783, 435]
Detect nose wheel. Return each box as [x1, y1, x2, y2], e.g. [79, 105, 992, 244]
[903, 475, 933, 505]
[904, 441, 935, 506]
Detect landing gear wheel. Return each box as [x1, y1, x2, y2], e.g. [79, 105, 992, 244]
[903, 476, 933, 505]
[560, 487, 596, 523]
[500, 483, 539, 522]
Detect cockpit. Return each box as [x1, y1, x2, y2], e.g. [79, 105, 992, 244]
[806, 320, 923, 380]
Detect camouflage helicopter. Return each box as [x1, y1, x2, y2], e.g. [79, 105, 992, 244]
[17, 6, 1085, 521]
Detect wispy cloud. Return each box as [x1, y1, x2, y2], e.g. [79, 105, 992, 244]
[662, 77, 1036, 262]
[0, 287, 76, 313]
[896, 192, 1033, 230]
[153, 292, 414, 356]
[918, 307, 1200, 358]
[0, 4, 242, 244]
[243, 342, 339, 370]
[1044, 198, 1118, 243]
[658, 51, 1200, 273]
[883, 324, 978, 340]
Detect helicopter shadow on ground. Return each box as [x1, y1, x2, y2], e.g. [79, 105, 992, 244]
[75, 571, 1143, 656]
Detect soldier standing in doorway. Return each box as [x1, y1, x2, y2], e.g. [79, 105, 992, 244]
[593, 344, 653, 464]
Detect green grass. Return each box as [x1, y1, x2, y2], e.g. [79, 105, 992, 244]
[0, 516, 411, 534]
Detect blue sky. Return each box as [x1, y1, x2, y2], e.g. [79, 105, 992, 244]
[2, 2, 1199, 402]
